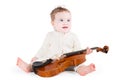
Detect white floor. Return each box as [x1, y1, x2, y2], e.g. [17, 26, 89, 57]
[0, 0, 120, 80]
[1, 48, 120, 80]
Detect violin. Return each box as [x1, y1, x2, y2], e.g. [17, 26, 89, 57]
[32, 45, 109, 77]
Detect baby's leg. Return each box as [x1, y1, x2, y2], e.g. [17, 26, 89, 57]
[76, 63, 95, 76]
[16, 57, 32, 73]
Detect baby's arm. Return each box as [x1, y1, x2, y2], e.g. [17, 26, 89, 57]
[73, 34, 81, 51]
[34, 33, 51, 59]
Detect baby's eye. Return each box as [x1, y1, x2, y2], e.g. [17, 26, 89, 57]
[67, 19, 70, 22]
[60, 19, 63, 22]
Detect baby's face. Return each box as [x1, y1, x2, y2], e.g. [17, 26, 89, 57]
[52, 11, 71, 33]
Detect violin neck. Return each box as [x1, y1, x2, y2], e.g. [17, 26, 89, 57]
[64, 47, 98, 57]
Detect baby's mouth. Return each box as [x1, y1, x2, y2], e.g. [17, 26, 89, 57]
[62, 26, 68, 29]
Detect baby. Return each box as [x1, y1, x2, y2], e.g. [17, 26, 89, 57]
[17, 6, 95, 76]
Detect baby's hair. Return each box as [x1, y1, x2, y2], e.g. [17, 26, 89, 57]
[50, 6, 70, 21]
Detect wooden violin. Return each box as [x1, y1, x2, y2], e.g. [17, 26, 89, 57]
[32, 45, 109, 77]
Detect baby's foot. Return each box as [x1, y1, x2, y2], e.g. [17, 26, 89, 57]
[76, 63, 95, 76]
[16, 57, 31, 73]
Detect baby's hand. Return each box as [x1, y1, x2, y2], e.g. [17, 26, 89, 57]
[86, 47, 93, 55]
[51, 55, 66, 63]
[60, 55, 66, 59]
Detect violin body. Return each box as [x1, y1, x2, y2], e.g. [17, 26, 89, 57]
[32, 46, 109, 77]
[34, 54, 86, 77]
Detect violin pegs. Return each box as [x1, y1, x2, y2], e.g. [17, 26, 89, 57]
[96, 45, 109, 54]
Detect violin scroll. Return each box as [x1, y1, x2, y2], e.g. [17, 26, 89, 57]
[96, 45, 109, 53]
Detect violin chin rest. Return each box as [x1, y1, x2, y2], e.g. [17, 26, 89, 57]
[32, 61, 43, 74]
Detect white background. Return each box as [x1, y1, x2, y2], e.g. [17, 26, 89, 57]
[0, 0, 120, 80]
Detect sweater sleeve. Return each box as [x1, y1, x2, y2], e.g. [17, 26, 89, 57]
[34, 33, 51, 59]
[73, 34, 82, 51]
